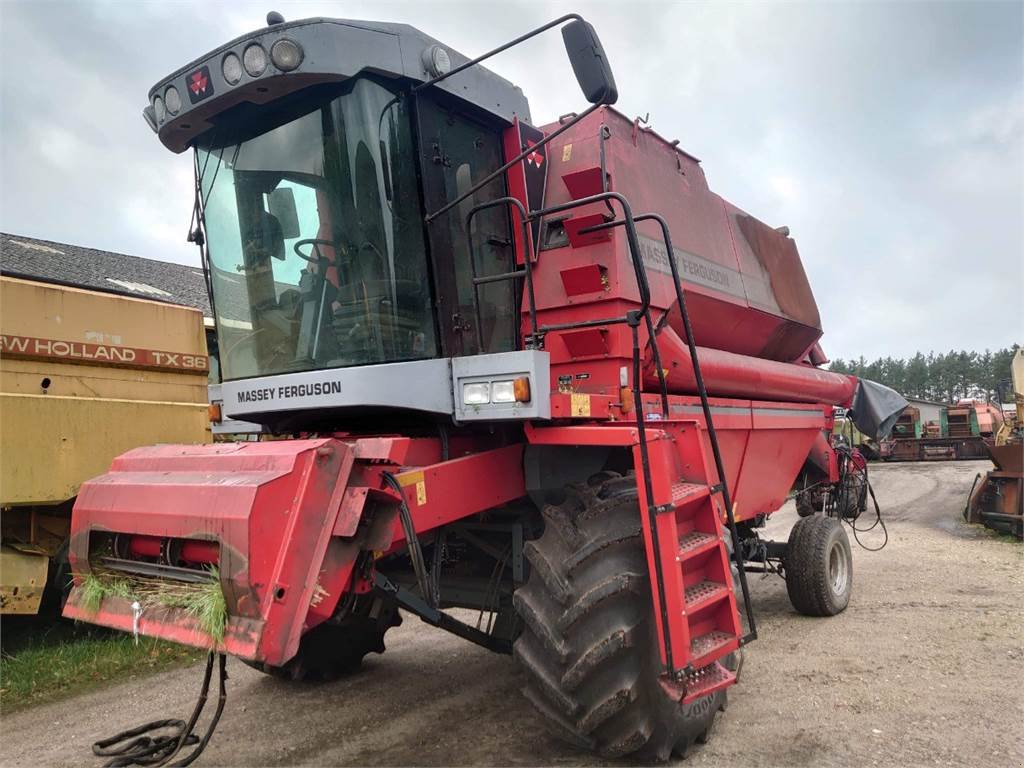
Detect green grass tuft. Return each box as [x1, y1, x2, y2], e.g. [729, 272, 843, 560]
[79, 573, 106, 614]
[183, 567, 227, 643]
[73, 566, 228, 646]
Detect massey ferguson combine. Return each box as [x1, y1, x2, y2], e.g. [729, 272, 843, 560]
[64, 12, 905, 760]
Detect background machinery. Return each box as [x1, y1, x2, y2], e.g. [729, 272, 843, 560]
[0, 276, 210, 614]
[880, 399, 1003, 461]
[967, 349, 1023, 538]
[62, 13, 905, 760]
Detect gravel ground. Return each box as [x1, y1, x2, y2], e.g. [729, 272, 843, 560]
[2, 460, 1020, 767]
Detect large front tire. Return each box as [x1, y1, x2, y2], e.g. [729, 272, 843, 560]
[513, 473, 726, 760]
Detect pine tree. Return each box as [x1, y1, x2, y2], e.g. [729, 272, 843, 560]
[827, 345, 1019, 404]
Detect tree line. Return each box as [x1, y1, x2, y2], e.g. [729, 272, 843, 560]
[828, 346, 1019, 404]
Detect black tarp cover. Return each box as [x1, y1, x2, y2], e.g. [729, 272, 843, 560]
[850, 378, 909, 440]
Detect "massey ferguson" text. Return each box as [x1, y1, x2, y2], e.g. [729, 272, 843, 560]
[236, 380, 343, 403]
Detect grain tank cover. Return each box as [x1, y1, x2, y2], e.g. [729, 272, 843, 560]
[144, 16, 531, 153]
[543, 107, 825, 363]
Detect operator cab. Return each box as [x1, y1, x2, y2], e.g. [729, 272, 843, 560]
[146, 14, 563, 429]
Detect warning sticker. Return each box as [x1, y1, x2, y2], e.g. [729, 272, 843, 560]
[396, 470, 427, 505]
[570, 393, 591, 418]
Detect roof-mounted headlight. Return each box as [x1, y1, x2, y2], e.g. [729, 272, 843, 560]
[270, 39, 303, 71]
[421, 45, 451, 78]
[164, 86, 181, 115]
[222, 52, 242, 84]
[243, 44, 268, 77]
[153, 95, 166, 123]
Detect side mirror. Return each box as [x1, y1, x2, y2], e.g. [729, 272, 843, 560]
[562, 19, 618, 105]
[268, 187, 300, 239]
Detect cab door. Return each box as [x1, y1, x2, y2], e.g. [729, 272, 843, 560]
[416, 98, 516, 358]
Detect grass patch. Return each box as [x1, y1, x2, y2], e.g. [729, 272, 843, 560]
[0, 623, 203, 714]
[79, 566, 227, 643]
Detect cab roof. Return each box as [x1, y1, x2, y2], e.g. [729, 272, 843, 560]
[146, 16, 532, 153]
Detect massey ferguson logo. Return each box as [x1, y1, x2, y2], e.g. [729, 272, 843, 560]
[526, 140, 544, 168]
[187, 66, 213, 104]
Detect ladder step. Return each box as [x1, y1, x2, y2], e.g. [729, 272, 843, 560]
[681, 661, 736, 704]
[671, 482, 710, 509]
[677, 530, 719, 560]
[684, 580, 729, 612]
[689, 630, 735, 667]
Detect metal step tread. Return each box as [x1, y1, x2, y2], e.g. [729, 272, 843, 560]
[677, 530, 719, 559]
[684, 579, 729, 611]
[682, 661, 736, 704]
[689, 630, 734, 663]
[672, 482, 710, 508]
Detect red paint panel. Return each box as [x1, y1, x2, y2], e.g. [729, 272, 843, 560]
[560, 264, 607, 297]
[564, 213, 612, 248]
[562, 166, 605, 199]
[388, 445, 526, 547]
[561, 328, 608, 358]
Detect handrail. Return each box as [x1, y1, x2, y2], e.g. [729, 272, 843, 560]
[580, 212, 758, 645]
[465, 196, 538, 350]
[522, 190, 674, 671]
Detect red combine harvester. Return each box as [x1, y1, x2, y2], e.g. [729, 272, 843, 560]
[65, 12, 905, 760]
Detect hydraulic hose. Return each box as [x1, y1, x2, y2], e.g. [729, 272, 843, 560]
[92, 653, 227, 768]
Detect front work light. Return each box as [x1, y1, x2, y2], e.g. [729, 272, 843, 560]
[271, 39, 303, 71]
[491, 381, 515, 403]
[243, 44, 268, 77]
[491, 377, 532, 404]
[164, 86, 181, 115]
[463, 382, 490, 405]
[153, 95, 165, 123]
[222, 52, 243, 84]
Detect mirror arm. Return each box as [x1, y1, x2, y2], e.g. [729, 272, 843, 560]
[412, 13, 583, 93]
[424, 99, 605, 224]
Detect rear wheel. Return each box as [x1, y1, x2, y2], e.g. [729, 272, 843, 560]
[513, 473, 726, 760]
[783, 515, 852, 617]
[248, 595, 401, 681]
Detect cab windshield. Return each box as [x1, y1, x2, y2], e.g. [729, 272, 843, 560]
[197, 78, 437, 381]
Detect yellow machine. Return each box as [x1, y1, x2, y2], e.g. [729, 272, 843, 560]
[0, 276, 211, 613]
[967, 348, 1023, 539]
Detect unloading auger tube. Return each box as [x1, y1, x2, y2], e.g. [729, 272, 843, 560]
[66, 9, 908, 764]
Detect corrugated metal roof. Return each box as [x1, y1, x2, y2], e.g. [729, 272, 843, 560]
[0, 232, 211, 317]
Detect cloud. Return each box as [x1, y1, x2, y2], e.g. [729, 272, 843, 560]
[1, 0, 1021, 362]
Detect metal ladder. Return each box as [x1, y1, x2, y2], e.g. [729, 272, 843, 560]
[461, 186, 757, 683]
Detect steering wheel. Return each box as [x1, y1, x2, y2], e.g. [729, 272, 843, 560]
[293, 238, 336, 263]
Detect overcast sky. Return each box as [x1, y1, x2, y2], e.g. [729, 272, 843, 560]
[1, 0, 1021, 361]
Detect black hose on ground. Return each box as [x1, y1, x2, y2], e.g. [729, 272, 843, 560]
[92, 653, 227, 767]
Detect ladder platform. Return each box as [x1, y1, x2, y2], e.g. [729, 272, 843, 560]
[682, 661, 735, 704]
[689, 630, 736, 667]
[671, 482, 710, 509]
[677, 530, 719, 560]
[684, 579, 729, 612]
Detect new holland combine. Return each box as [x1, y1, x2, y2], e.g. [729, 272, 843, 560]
[64, 13, 904, 760]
